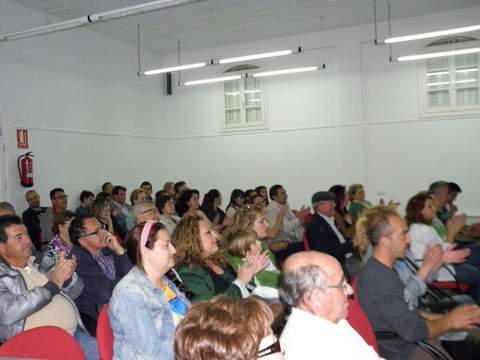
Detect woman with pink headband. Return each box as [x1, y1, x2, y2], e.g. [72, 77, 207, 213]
[108, 220, 190, 360]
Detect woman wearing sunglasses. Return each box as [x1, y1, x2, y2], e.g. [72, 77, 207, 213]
[109, 220, 190, 360]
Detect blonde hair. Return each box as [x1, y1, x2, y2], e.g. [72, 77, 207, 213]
[130, 188, 145, 205]
[347, 184, 363, 201]
[227, 229, 258, 258]
[223, 204, 265, 245]
[354, 205, 399, 266]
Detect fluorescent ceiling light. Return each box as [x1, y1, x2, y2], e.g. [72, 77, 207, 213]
[184, 75, 241, 86]
[382, 24, 480, 44]
[395, 48, 480, 62]
[90, 0, 202, 21]
[218, 50, 293, 64]
[1, 18, 89, 41]
[0, 0, 203, 42]
[144, 62, 206, 76]
[253, 66, 319, 78]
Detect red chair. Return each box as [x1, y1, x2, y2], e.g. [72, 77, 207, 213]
[346, 277, 380, 355]
[97, 304, 114, 360]
[0, 326, 85, 360]
[302, 213, 314, 250]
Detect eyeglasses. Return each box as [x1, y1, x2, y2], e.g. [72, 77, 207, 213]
[327, 276, 350, 290]
[258, 336, 282, 358]
[82, 227, 103, 237]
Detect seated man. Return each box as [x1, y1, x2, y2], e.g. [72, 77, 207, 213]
[357, 207, 480, 360]
[22, 190, 47, 251]
[39, 188, 69, 250]
[265, 184, 308, 260]
[307, 191, 354, 270]
[0, 215, 98, 359]
[279, 251, 382, 359]
[69, 215, 132, 334]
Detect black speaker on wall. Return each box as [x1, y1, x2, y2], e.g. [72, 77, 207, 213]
[166, 72, 173, 96]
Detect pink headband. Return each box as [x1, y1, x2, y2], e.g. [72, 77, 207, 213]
[140, 220, 156, 248]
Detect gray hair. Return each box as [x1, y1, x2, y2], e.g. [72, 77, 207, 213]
[278, 264, 327, 307]
[428, 181, 448, 195]
[132, 202, 155, 223]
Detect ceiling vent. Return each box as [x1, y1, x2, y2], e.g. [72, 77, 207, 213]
[427, 35, 478, 47]
[224, 64, 260, 73]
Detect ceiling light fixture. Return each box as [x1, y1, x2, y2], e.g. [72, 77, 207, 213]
[252, 66, 319, 78]
[393, 48, 480, 62]
[0, 0, 204, 42]
[143, 62, 206, 76]
[183, 75, 241, 86]
[379, 24, 480, 45]
[218, 48, 301, 64]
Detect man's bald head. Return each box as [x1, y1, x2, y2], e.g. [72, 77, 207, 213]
[279, 251, 352, 323]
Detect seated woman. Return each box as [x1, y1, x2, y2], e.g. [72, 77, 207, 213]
[175, 296, 283, 360]
[175, 189, 202, 217]
[255, 185, 269, 206]
[227, 229, 279, 299]
[201, 189, 227, 232]
[347, 184, 372, 222]
[329, 185, 355, 240]
[109, 220, 190, 360]
[172, 214, 268, 303]
[225, 189, 246, 220]
[157, 193, 181, 235]
[406, 191, 480, 303]
[127, 189, 147, 230]
[92, 197, 123, 242]
[46, 209, 75, 262]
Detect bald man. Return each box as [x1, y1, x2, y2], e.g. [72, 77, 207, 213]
[279, 251, 382, 359]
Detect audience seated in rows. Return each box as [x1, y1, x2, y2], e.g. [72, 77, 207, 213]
[172, 214, 267, 303]
[357, 206, 480, 360]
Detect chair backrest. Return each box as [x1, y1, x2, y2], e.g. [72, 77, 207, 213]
[346, 278, 380, 355]
[97, 304, 114, 360]
[0, 326, 86, 360]
[302, 213, 314, 250]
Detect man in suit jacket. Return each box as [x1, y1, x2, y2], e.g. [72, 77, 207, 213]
[307, 191, 353, 268]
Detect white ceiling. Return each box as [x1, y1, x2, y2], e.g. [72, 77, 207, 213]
[8, 0, 480, 54]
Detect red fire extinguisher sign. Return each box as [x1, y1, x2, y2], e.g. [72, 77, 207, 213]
[17, 129, 29, 149]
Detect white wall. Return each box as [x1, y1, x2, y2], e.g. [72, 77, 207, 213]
[0, 0, 169, 213]
[163, 5, 480, 214]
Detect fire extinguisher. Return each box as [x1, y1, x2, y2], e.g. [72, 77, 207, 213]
[17, 152, 34, 188]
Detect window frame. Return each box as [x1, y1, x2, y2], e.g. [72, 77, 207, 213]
[419, 41, 480, 118]
[220, 76, 269, 133]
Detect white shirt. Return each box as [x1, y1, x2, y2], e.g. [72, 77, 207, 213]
[281, 308, 383, 360]
[409, 223, 455, 282]
[319, 213, 352, 257]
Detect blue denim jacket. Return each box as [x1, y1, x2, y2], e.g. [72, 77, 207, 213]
[109, 267, 190, 360]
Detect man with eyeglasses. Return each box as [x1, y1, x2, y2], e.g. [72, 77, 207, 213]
[69, 215, 132, 335]
[279, 251, 382, 359]
[357, 207, 480, 360]
[38, 188, 69, 251]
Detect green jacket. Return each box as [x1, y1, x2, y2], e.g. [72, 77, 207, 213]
[177, 264, 242, 303]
